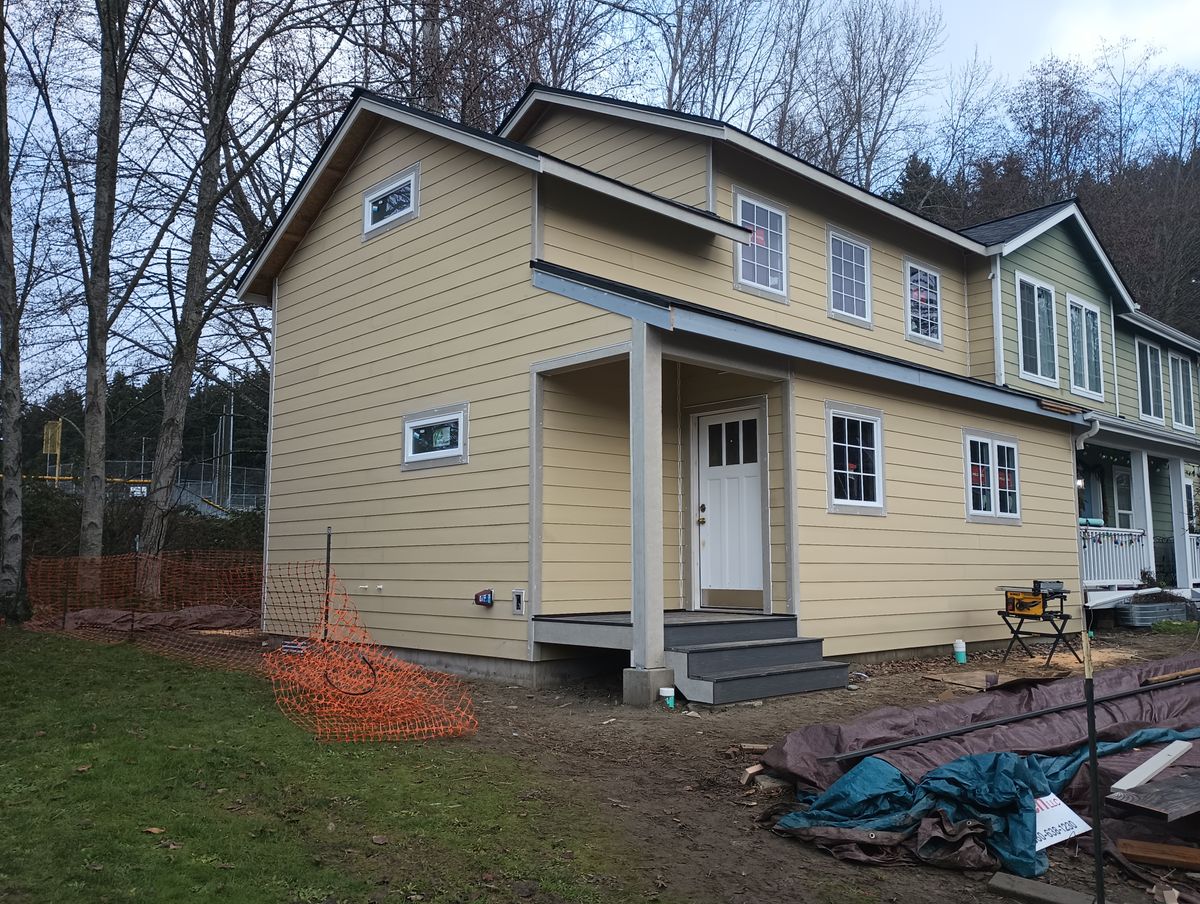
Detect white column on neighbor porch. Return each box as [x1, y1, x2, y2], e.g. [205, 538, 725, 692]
[1167, 457, 1192, 588]
[1130, 450, 1157, 576]
[629, 321, 665, 671]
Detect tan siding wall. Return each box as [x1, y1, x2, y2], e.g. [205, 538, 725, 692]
[270, 118, 632, 661]
[523, 109, 708, 207]
[540, 150, 972, 376]
[792, 366, 1080, 657]
[966, 258, 995, 381]
[999, 227, 1119, 414]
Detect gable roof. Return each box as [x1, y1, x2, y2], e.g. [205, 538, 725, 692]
[500, 83, 988, 255]
[236, 89, 748, 300]
[958, 200, 1077, 245]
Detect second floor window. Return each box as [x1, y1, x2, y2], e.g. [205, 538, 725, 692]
[1170, 353, 1194, 430]
[906, 262, 941, 343]
[1137, 339, 1164, 422]
[829, 230, 870, 322]
[1017, 274, 1057, 384]
[1068, 298, 1103, 398]
[736, 195, 786, 295]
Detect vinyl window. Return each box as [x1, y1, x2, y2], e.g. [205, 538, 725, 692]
[1136, 339, 1164, 422]
[1067, 297, 1103, 399]
[1016, 274, 1057, 385]
[905, 261, 941, 344]
[828, 230, 871, 323]
[826, 403, 884, 513]
[965, 432, 1020, 523]
[363, 164, 419, 235]
[735, 195, 786, 296]
[1170, 352, 1194, 430]
[401, 403, 468, 469]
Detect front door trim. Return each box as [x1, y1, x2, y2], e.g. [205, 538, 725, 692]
[686, 394, 772, 612]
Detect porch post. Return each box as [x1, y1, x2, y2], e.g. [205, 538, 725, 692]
[1130, 450, 1156, 577]
[625, 321, 671, 704]
[1167, 457, 1192, 588]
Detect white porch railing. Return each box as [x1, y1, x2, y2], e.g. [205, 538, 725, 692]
[1189, 534, 1200, 587]
[1079, 527, 1147, 587]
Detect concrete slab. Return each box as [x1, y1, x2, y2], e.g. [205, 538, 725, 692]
[623, 667, 674, 706]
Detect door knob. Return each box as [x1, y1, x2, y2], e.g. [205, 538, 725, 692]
[697, 516, 707, 525]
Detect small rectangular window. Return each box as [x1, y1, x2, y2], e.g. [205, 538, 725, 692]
[1137, 339, 1164, 422]
[1016, 273, 1057, 385]
[734, 194, 787, 296]
[402, 403, 468, 469]
[826, 403, 884, 513]
[905, 261, 941, 345]
[1067, 297, 1103, 399]
[829, 230, 871, 323]
[1170, 352, 1194, 430]
[363, 165, 419, 235]
[964, 431, 1020, 523]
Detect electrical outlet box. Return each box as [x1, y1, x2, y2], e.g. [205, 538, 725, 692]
[512, 589, 526, 616]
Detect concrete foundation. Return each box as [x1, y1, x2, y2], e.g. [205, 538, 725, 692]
[376, 644, 620, 689]
[622, 666, 675, 706]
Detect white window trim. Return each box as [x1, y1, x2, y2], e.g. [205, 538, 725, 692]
[963, 429, 1021, 525]
[903, 257, 943, 349]
[1066, 294, 1104, 402]
[401, 402, 468, 470]
[1136, 338, 1165, 425]
[827, 226, 873, 329]
[1113, 464, 1134, 529]
[363, 163, 420, 237]
[825, 401, 885, 516]
[1169, 351, 1195, 432]
[1013, 270, 1059, 388]
[732, 189, 788, 300]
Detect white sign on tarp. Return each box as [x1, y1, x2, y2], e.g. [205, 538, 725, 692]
[1034, 793, 1090, 851]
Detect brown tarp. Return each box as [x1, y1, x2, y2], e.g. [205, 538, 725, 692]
[762, 654, 1200, 872]
[65, 605, 260, 633]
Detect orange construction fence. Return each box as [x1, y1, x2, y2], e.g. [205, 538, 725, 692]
[25, 552, 476, 742]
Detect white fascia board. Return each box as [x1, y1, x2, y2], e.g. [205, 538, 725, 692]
[501, 89, 987, 254]
[539, 158, 748, 242]
[359, 99, 540, 170]
[1092, 411, 1200, 457]
[990, 204, 1138, 314]
[1120, 311, 1200, 356]
[499, 90, 725, 141]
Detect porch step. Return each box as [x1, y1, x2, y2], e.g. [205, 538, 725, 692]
[662, 614, 798, 647]
[666, 637, 825, 673]
[700, 661, 850, 705]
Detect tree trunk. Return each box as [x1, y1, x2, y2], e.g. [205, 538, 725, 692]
[0, 9, 23, 617]
[78, 0, 127, 558]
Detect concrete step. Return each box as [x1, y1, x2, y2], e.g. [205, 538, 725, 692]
[666, 636, 825, 674]
[662, 614, 798, 647]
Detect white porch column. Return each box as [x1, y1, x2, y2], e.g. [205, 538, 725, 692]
[1130, 450, 1156, 576]
[1168, 457, 1192, 588]
[625, 321, 670, 703]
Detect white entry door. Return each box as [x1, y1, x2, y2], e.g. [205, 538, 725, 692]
[696, 410, 764, 606]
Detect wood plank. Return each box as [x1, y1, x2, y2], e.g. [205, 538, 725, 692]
[1111, 741, 1193, 791]
[987, 873, 1097, 904]
[1116, 839, 1200, 870]
[1108, 773, 1200, 821]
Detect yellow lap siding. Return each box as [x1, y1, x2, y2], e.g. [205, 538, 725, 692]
[791, 365, 1080, 657]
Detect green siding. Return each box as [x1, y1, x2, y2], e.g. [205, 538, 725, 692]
[997, 224, 1118, 415]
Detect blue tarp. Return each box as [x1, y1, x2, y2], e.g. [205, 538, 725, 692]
[774, 727, 1200, 877]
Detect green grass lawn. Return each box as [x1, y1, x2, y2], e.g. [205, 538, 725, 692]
[0, 630, 645, 904]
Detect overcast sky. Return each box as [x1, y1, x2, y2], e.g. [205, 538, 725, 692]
[936, 0, 1200, 81]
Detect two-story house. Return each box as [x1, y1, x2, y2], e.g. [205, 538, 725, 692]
[238, 85, 1198, 704]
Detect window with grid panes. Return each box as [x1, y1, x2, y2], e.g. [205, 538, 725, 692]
[735, 196, 786, 295]
[906, 262, 940, 342]
[829, 231, 870, 321]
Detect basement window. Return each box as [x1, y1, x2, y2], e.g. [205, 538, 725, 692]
[402, 403, 468, 470]
[363, 164, 419, 236]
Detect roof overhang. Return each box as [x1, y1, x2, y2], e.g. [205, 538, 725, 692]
[1119, 311, 1200, 357]
[237, 92, 748, 300]
[501, 87, 986, 255]
[982, 202, 1138, 314]
[1088, 412, 1200, 461]
[530, 260, 1088, 428]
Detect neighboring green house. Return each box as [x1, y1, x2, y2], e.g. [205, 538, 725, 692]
[959, 201, 1200, 589]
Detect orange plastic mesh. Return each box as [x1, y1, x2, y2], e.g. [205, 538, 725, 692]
[25, 553, 477, 742]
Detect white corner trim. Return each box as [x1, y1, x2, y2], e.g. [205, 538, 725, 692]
[990, 255, 1006, 384]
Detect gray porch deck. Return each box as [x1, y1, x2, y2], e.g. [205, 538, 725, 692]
[531, 609, 799, 650]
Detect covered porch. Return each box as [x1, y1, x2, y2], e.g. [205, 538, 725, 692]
[1076, 423, 1200, 590]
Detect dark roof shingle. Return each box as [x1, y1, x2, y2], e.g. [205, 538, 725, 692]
[958, 200, 1076, 245]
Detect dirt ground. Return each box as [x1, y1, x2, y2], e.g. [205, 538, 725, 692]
[465, 628, 1199, 904]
